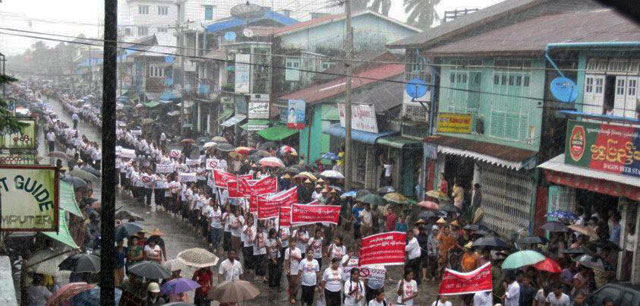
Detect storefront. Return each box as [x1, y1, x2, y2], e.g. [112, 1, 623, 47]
[375, 136, 422, 196]
[538, 120, 640, 283]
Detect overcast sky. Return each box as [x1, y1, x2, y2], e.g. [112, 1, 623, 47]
[0, 0, 503, 55]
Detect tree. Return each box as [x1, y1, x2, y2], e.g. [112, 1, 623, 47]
[404, 0, 440, 30]
[330, 0, 391, 16]
[0, 75, 28, 133]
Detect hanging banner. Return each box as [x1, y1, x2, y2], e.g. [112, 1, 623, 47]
[359, 232, 406, 267]
[338, 104, 379, 133]
[291, 204, 340, 226]
[251, 176, 278, 195]
[279, 206, 291, 227]
[565, 120, 640, 178]
[0, 118, 36, 149]
[228, 179, 251, 198]
[437, 113, 472, 134]
[186, 158, 201, 166]
[206, 158, 219, 170]
[439, 263, 493, 296]
[287, 99, 306, 130]
[179, 172, 198, 183]
[170, 150, 181, 159]
[155, 164, 175, 174]
[0, 166, 59, 231]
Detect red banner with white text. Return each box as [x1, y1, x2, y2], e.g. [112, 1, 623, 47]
[359, 232, 406, 267]
[257, 187, 298, 219]
[213, 170, 237, 188]
[291, 204, 340, 226]
[279, 206, 291, 227]
[439, 263, 493, 296]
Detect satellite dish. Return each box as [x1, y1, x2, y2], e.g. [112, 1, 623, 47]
[550, 77, 578, 103]
[224, 31, 237, 41]
[243, 28, 254, 38]
[230, 2, 266, 19]
[406, 78, 429, 99]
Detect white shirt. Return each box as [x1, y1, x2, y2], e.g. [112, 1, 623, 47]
[329, 244, 346, 260]
[546, 293, 571, 306]
[383, 164, 392, 177]
[144, 244, 161, 260]
[229, 215, 244, 237]
[294, 230, 309, 254]
[218, 259, 243, 281]
[504, 281, 520, 306]
[297, 258, 320, 286]
[253, 232, 267, 255]
[368, 299, 388, 306]
[343, 279, 365, 306]
[308, 237, 323, 259]
[431, 301, 452, 306]
[405, 237, 421, 260]
[46, 131, 55, 142]
[397, 279, 418, 306]
[322, 267, 344, 292]
[209, 207, 222, 228]
[285, 247, 302, 275]
[473, 291, 492, 306]
[72, 113, 79, 121]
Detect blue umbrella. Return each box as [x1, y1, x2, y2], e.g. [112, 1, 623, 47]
[161, 277, 201, 295]
[71, 287, 122, 306]
[340, 190, 357, 199]
[322, 152, 339, 160]
[547, 210, 578, 220]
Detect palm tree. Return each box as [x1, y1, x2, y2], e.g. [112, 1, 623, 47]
[404, 0, 440, 29]
[369, 0, 391, 16]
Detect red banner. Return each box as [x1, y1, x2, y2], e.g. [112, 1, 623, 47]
[279, 206, 291, 227]
[439, 263, 492, 296]
[359, 232, 406, 267]
[213, 170, 236, 188]
[251, 176, 278, 195]
[227, 179, 250, 198]
[291, 204, 340, 226]
[229, 177, 277, 198]
[257, 187, 298, 220]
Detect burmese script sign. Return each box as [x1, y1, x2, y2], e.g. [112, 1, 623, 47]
[359, 232, 406, 267]
[0, 166, 59, 231]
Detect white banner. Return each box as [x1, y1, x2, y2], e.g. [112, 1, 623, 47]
[117, 148, 136, 159]
[186, 158, 201, 166]
[156, 164, 175, 174]
[131, 129, 142, 136]
[179, 172, 198, 183]
[338, 104, 379, 133]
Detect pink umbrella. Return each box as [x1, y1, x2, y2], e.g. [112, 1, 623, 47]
[47, 282, 95, 306]
[280, 145, 297, 155]
[533, 257, 562, 273]
[418, 200, 439, 210]
[259, 157, 285, 168]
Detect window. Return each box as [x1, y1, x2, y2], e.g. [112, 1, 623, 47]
[585, 77, 593, 93]
[629, 79, 637, 96]
[616, 78, 625, 95]
[204, 5, 215, 20]
[124, 28, 131, 36]
[149, 65, 165, 77]
[137, 26, 148, 36]
[138, 5, 149, 15]
[595, 78, 604, 94]
[158, 6, 168, 15]
[157, 27, 167, 33]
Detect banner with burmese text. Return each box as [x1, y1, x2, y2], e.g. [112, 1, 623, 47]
[291, 204, 340, 226]
[359, 232, 406, 267]
[439, 262, 492, 296]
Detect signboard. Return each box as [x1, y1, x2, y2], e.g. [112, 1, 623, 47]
[359, 232, 406, 267]
[155, 164, 175, 174]
[437, 113, 472, 134]
[287, 99, 306, 130]
[359, 266, 386, 283]
[565, 120, 640, 178]
[0, 166, 59, 231]
[169, 150, 181, 159]
[179, 172, 197, 183]
[338, 104, 378, 133]
[0, 119, 36, 150]
[0, 153, 38, 165]
[439, 263, 492, 296]
[186, 158, 201, 166]
[291, 204, 340, 226]
[248, 102, 269, 119]
[206, 158, 219, 170]
[234, 54, 251, 94]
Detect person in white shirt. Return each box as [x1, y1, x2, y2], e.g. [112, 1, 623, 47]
[294, 227, 310, 254]
[503, 275, 520, 306]
[328, 236, 347, 261]
[473, 291, 492, 306]
[297, 249, 320, 306]
[218, 250, 244, 282]
[46, 130, 56, 152]
[321, 258, 344, 306]
[144, 240, 162, 263]
[397, 269, 418, 306]
[242, 215, 256, 272]
[405, 230, 421, 287]
[208, 201, 223, 252]
[307, 228, 325, 269]
[265, 228, 282, 288]
[341, 247, 359, 282]
[344, 267, 365, 306]
[431, 296, 453, 306]
[229, 207, 244, 255]
[285, 236, 303, 304]
[546, 285, 571, 306]
[253, 226, 268, 281]
[368, 290, 389, 306]
[71, 113, 79, 129]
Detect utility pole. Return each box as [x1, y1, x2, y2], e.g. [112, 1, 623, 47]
[176, 4, 186, 136]
[344, 0, 354, 191]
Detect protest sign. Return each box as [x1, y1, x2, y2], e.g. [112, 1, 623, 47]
[179, 172, 197, 183]
[279, 206, 291, 227]
[186, 158, 201, 166]
[206, 158, 219, 170]
[169, 150, 181, 159]
[117, 148, 136, 159]
[228, 179, 250, 198]
[155, 164, 174, 174]
[213, 170, 236, 188]
[359, 232, 406, 267]
[359, 266, 386, 283]
[439, 262, 492, 296]
[291, 204, 340, 225]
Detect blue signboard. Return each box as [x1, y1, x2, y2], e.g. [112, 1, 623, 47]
[406, 78, 429, 99]
[287, 99, 306, 130]
[550, 77, 578, 103]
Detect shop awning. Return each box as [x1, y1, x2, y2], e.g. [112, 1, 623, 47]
[324, 123, 398, 145]
[59, 181, 83, 217]
[220, 114, 247, 128]
[539, 154, 640, 201]
[376, 136, 422, 149]
[43, 210, 79, 249]
[217, 109, 234, 122]
[143, 101, 160, 108]
[240, 120, 271, 131]
[424, 135, 537, 170]
[258, 125, 299, 141]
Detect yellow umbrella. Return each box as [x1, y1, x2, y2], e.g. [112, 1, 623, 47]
[295, 172, 317, 181]
[426, 190, 450, 201]
[383, 192, 409, 204]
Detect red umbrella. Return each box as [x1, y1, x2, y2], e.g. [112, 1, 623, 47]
[234, 146, 254, 155]
[417, 200, 439, 210]
[181, 139, 195, 145]
[46, 282, 95, 306]
[533, 257, 562, 273]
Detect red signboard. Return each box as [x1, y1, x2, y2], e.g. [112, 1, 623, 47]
[291, 204, 340, 226]
[279, 206, 291, 227]
[359, 232, 406, 267]
[439, 262, 493, 296]
[229, 177, 277, 198]
[251, 176, 278, 195]
[257, 187, 298, 220]
[213, 170, 236, 188]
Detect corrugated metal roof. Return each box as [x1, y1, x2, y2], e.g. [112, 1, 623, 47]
[350, 75, 404, 113]
[324, 123, 398, 144]
[426, 9, 640, 55]
[278, 64, 404, 105]
[539, 154, 640, 188]
[424, 135, 537, 170]
[206, 10, 297, 33]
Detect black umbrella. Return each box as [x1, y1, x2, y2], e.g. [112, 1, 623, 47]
[540, 221, 568, 232]
[590, 240, 622, 252]
[464, 224, 489, 231]
[439, 204, 460, 214]
[517, 236, 548, 245]
[418, 210, 437, 220]
[284, 167, 301, 174]
[114, 210, 144, 221]
[58, 253, 100, 273]
[128, 261, 171, 279]
[215, 143, 235, 152]
[472, 236, 509, 249]
[115, 222, 144, 240]
[258, 142, 278, 150]
[377, 186, 395, 194]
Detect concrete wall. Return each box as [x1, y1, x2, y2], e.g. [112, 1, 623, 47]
[0, 256, 17, 305]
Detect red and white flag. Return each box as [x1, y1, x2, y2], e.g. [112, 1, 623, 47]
[439, 262, 493, 296]
[291, 204, 340, 226]
[359, 232, 406, 267]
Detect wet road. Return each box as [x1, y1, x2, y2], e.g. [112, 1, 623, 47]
[46, 98, 442, 305]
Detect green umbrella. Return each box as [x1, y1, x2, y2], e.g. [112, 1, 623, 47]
[356, 194, 385, 206]
[502, 250, 545, 270]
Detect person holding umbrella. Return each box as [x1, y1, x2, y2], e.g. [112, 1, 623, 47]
[193, 267, 214, 306]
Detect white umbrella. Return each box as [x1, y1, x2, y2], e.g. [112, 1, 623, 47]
[320, 170, 345, 179]
[203, 142, 217, 149]
[258, 157, 285, 168]
[25, 248, 72, 276]
[177, 248, 219, 268]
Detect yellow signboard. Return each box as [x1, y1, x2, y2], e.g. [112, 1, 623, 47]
[437, 113, 472, 134]
[0, 119, 36, 149]
[0, 166, 59, 231]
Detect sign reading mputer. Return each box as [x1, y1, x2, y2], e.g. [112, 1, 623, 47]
[0, 166, 59, 231]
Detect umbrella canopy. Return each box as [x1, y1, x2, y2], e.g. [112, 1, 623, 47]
[562, 248, 592, 256]
[64, 177, 88, 189]
[234, 146, 253, 155]
[567, 225, 598, 239]
[215, 143, 235, 152]
[177, 248, 219, 268]
[161, 278, 201, 295]
[259, 157, 285, 168]
[502, 250, 545, 270]
[418, 210, 437, 220]
[258, 141, 277, 150]
[340, 191, 357, 199]
[46, 282, 94, 306]
[426, 190, 450, 201]
[211, 136, 228, 143]
[533, 257, 562, 273]
[228, 151, 242, 159]
[207, 280, 260, 303]
[26, 248, 72, 276]
[71, 287, 122, 306]
[203, 142, 216, 149]
[115, 222, 144, 240]
[181, 139, 195, 145]
[439, 204, 460, 214]
[58, 253, 100, 273]
[383, 192, 409, 204]
[294, 171, 317, 181]
[280, 145, 297, 155]
[164, 259, 189, 272]
[547, 210, 578, 221]
[472, 236, 509, 249]
[377, 186, 395, 194]
[464, 224, 487, 231]
[128, 261, 171, 279]
[114, 210, 144, 221]
[47, 151, 69, 160]
[70, 168, 98, 181]
[356, 194, 385, 206]
[417, 200, 439, 210]
[540, 221, 568, 232]
[517, 236, 549, 245]
[574, 254, 605, 271]
[356, 189, 371, 199]
[322, 152, 339, 160]
[320, 170, 345, 179]
[284, 167, 301, 174]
